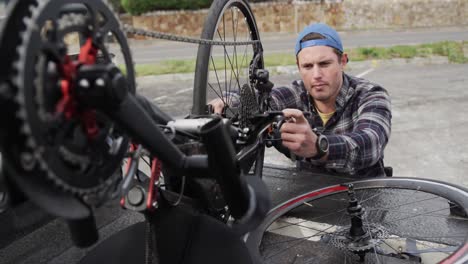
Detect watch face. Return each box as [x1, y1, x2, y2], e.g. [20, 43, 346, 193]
[319, 136, 329, 152]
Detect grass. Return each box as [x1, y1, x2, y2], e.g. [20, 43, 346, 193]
[346, 41, 468, 63]
[126, 41, 468, 77]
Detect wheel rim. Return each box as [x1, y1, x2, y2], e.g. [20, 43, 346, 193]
[253, 178, 468, 264]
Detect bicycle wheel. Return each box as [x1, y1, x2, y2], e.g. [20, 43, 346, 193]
[192, 0, 265, 175]
[246, 177, 468, 264]
[192, 0, 263, 118]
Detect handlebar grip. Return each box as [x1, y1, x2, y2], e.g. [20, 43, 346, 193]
[200, 118, 249, 219]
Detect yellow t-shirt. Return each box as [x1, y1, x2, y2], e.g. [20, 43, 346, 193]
[317, 108, 335, 125]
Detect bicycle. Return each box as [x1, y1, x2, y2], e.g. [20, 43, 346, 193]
[0, 0, 467, 264]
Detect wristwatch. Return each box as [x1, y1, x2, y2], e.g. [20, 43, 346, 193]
[311, 134, 329, 160]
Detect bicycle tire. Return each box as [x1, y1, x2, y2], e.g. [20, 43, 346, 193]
[192, 0, 262, 117]
[246, 177, 468, 264]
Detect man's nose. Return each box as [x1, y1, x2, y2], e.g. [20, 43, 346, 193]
[311, 66, 322, 79]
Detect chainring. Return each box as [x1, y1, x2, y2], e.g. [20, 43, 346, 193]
[12, 0, 135, 198]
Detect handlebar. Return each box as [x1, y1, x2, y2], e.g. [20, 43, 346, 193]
[200, 118, 250, 219]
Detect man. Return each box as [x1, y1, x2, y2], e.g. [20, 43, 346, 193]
[211, 23, 392, 178]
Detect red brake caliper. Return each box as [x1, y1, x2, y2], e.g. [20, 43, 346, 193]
[147, 158, 162, 212]
[56, 37, 99, 139]
[119, 145, 162, 213]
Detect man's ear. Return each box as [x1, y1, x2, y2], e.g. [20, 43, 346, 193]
[341, 53, 348, 66]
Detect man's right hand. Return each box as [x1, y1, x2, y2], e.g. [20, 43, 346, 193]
[208, 98, 225, 114]
[280, 109, 318, 158]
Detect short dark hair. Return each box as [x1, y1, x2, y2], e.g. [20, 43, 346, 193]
[300, 33, 344, 62]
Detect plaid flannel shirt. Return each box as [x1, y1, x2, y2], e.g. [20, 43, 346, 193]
[269, 73, 392, 178]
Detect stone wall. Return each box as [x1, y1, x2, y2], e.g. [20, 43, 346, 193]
[123, 0, 468, 39]
[123, 9, 209, 39]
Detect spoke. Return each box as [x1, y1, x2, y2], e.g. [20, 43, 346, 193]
[216, 30, 242, 97]
[358, 188, 428, 209]
[238, 34, 249, 83]
[388, 237, 458, 254]
[272, 210, 344, 231]
[264, 224, 337, 259]
[239, 38, 249, 72]
[227, 9, 235, 108]
[357, 188, 395, 205]
[381, 239, 402, 255]
[265, 211, 351, 252]
[268, 207, 348, 233]
[366, 206, 467, 220]
[207, 81, 224, 102]
[210, 54, 226, 102]
[234, 11, 242, 91]
[363, 221, 382, 264]
[262, 235, 322, 249]
[231, 7, 239, 108]
[215, 29, 230, 107]
[325, 203, 350, 249]
[383, 235, 465, 247]
[271, 218, 337, 235]
[405, 247, 455, 255]
[354, 208, 466, 237]
[207, 81, 234, 117]
[384, 235, 466, 240]
[382, 206, 457, 225]
[364, 192, 443, 212]
[266, 203, 350, 251]
[222, 15, 228, 107]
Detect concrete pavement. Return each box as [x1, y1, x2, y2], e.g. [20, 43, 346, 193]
[135, 57, 468, 188]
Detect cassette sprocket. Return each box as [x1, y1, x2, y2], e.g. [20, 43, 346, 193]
[327, 222, 389, 253]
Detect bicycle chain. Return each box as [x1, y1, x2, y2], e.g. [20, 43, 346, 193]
[123, 25, 260, 46]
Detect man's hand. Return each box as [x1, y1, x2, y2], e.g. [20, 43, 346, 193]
[280, 109, 318, 158]
[208, 98, 225, 114]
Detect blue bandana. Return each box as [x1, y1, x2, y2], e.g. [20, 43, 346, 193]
[295, 23, 343, 56]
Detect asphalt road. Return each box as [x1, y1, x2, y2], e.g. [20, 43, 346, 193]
[125, 27, 468, 64]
